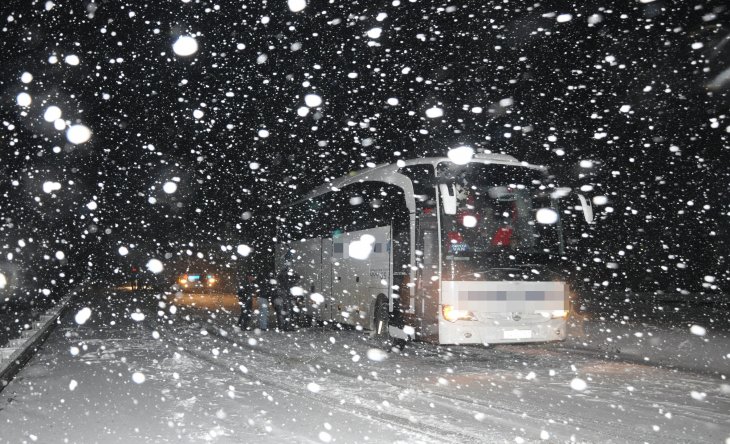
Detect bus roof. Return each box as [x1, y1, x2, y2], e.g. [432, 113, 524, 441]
[290, 154, 547, 207]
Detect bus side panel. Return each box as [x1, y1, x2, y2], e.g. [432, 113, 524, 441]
[292, 238, 322, 320]
[329, 227, 390, 328]
[275, 226, 391, 330]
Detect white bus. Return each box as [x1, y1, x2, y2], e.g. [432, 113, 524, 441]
[275, 153, 593, 345]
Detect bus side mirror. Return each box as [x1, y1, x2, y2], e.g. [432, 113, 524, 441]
[439, 184, 457, 215]
[576, 194, 594, 224]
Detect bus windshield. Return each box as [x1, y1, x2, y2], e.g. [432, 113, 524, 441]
[438, 162, 564, 280]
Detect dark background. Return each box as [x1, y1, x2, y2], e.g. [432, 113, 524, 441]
[0, 0, 728, 299]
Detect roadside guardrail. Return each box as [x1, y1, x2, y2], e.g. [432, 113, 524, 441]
[0, 294, 73, 391]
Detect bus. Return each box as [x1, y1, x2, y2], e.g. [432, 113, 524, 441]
[275, 153, 594, 345]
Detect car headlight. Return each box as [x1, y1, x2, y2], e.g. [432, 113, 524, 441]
[442, 304, 475, 322]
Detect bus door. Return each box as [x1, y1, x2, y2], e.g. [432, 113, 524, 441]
[363, 226, 392, 326]
[331, 237, 348, 324]
[415, 210, 440, 340]
[296, 238, 322, 321]
[319, 237, 334, 322]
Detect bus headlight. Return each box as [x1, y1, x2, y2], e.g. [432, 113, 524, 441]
[551, 309, 569, 319]
[537, 309, 569, 319]
[442, 305, 475, 322]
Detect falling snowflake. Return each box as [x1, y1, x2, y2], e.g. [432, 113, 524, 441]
[132, 372, 146, 384]
[173, 35, 198, 56]
[146, 259, 164, 273]
[74, 307, 92, 325]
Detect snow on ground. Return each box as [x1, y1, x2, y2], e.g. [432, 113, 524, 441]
[562, 314, 730, 375]
[0, 289, 728, 443]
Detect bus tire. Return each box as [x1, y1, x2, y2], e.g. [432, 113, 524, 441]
[304, 314, 315, 328]
[391, 337, 407, 351]
[371, 295, 390, 342]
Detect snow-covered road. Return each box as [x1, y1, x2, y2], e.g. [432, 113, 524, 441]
[1, 289, 728, 443]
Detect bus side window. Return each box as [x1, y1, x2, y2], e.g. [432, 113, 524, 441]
[319, 197, 333, 238]
[399, 165, 436, 271]
[281, 202, 304, 241]
[364, 182, 386, 229]
[378, 184, 410, 270]
[340, 182, 390, 232]
[399, 165, 436, 210]
[321, 188, 350, 235]
[348, 183, 372, 232]
[338, 182, 410, 271]
[301, 199, 318, 239]
[290, 196, 326, 240]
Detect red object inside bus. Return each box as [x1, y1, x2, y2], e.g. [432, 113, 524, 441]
[491, 227, 513, 246]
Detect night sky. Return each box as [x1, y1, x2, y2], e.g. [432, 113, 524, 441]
[0, 0, 728, 295]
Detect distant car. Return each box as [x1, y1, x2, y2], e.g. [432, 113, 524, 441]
[176, 273, 218, 292]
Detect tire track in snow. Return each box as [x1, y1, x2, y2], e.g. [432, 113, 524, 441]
[180, 322, 581, 442]
[158, 325, 464, 444]
[207, 326, 728, 444]
[154, 306, 728, 444]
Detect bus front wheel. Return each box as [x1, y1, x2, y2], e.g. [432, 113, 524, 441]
[371, 295, 389, 341]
